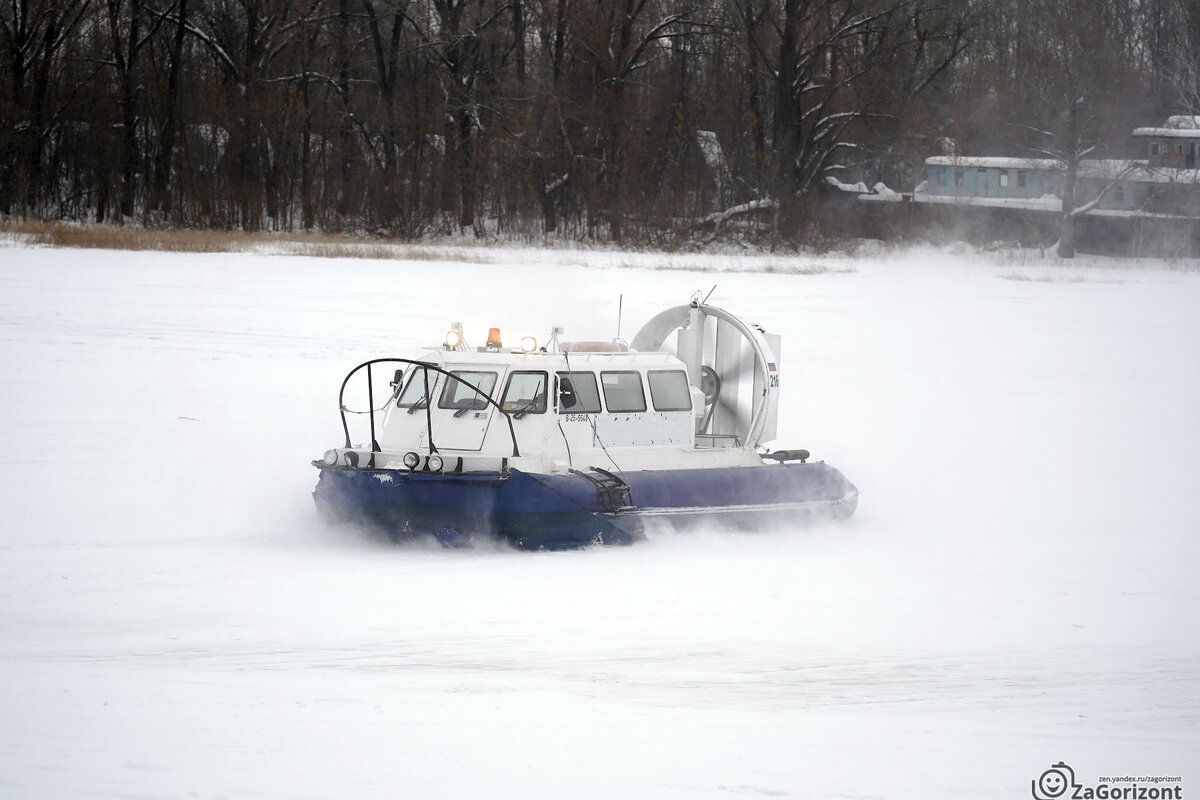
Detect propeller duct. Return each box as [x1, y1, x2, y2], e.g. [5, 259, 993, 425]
[631, 301, 781, 447]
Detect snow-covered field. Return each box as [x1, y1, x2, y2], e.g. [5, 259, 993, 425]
[1, 241, 1197, 798]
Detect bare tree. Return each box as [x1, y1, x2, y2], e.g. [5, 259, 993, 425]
[0, 0, 91, 214]
[1, 0, 1196, 244]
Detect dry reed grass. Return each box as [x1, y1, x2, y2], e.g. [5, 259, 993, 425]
[618, 256, 855, 275]
[3, 220, 249, 252]
[282, 241, 491, 262]
[0, 221, 493, 262]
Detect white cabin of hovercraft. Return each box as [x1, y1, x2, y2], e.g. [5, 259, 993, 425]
[325, 306, 783, 476]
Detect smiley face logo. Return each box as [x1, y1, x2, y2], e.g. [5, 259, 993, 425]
[1038, 769, 1067, 797]
[1032, 762, 1076, 800]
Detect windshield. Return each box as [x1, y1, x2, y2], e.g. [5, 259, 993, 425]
[438, 371, 498, 412]
[501, 371, 548, 415]
[396, 367, 437, 408]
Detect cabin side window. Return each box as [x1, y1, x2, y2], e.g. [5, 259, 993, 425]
[647, 370, 692, 412]
[396, 367, 438, 408]
[501, 371, 547, 415]
[555, 372, 601, 413]
[600, 371, 647, 413]
[437, 371, 497, 412]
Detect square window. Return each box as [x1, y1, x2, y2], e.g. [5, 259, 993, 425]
[501, 371, 547, 415]
[999, 171, 1009, 188]
[647, 370, 692, 412]
[556, 372, 602, 413]
[600, 371, 647, 413]
[397, 367, 436, 409]
[438, 371, 497, 412]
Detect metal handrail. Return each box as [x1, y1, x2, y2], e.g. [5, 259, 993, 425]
[336, 358, 521, 461]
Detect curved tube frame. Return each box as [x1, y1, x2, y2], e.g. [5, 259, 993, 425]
[337, 358, 520, 461]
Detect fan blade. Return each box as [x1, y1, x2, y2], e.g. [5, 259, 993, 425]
[704, 318, 753, 438]
[712, 392, 752, 440]
[713, 320, 757, 383]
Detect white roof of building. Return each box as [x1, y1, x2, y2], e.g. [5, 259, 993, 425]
[925, 156, 1062, 170]
[1132, 116, 1200, 138]
[1132, 127, 1200, 138]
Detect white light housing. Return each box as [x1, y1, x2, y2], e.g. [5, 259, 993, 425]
[520, 336, 537, 353]
[403, 451, 420, 469]
[323, 449, 338, 466]
[427, 454, 444, 472]
[445, 329, 462, 349]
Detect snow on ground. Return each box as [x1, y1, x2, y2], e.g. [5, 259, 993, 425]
[0, 242, 1197, 799]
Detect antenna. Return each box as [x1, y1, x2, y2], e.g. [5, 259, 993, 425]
[616, 294, 623, 342]
[702, 284, 718, 304]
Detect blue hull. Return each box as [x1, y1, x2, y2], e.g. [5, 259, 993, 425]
[313, 462, 857, 549]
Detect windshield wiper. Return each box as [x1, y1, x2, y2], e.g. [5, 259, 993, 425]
[513, 400, 540, 419]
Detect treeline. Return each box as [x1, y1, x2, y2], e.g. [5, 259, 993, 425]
[2, 0, 1198, 243]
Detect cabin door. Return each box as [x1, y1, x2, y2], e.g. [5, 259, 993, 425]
[430, 370, 498, 451]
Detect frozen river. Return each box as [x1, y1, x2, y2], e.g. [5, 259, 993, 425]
[1, 241, 1197, 798]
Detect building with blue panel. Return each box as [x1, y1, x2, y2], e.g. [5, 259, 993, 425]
[915, 118, 1200, 221]
[923, 157, 1062, 205]
[1135, 116, 1200, 168]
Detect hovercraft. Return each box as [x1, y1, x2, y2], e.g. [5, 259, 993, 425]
[312, 295, 857, 548]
